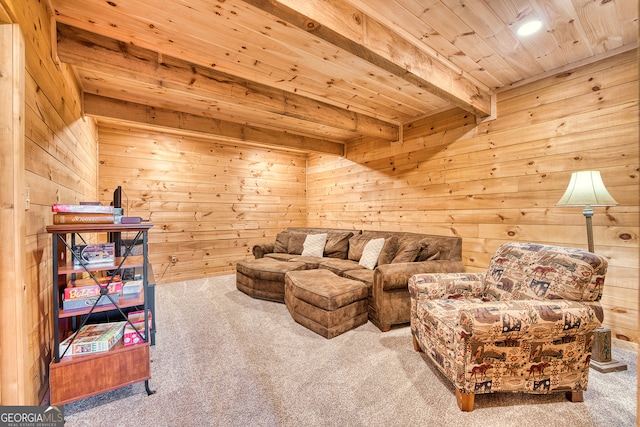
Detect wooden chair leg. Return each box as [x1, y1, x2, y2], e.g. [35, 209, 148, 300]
[456, 389, 475, 411]
[412, 335, 422, 352]
[566, 390, 584, 402]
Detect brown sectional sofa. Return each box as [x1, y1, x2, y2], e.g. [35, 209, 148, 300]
[248, 227, 463, 332]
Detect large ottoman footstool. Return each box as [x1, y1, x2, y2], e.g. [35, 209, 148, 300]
[236, 258, 308, 302]
[284, 269, 369, 339]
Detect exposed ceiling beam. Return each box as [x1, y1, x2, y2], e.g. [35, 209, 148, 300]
[243, 0, 495, 118]
[84, 94, 345, 155]
[56, 23, 399, 141]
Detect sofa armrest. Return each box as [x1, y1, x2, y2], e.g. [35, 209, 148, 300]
[457, 299, 604, 343]
[408, 272, 485, 300]
[375, 260, 465, 292]
[252, 243, 275, 259]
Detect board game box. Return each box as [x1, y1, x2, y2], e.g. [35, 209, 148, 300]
[72, 243, 115, 266]
[123, 310, 153, 346]
[59, 321, 126, 357]
[62, 294, 118, 311]
[64, 281, 122, 300]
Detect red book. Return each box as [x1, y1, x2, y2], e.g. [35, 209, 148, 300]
[64, 281, 123, 301]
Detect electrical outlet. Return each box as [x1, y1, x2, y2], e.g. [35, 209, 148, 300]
[170, 255, 177, 263]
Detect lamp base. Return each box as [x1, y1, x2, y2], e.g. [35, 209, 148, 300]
[590, 327, 627, 373]
[590, 359, 628, 373]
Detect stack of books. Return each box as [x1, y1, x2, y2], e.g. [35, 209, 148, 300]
[52, 203, 114, 225]
[59, 321, 127, 357]
[62, 276, 122, 311]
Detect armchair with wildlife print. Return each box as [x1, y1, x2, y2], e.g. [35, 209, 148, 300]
[409, 242, 608, 411]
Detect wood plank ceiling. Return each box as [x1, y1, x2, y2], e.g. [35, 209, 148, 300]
[49, 0, 638, 154]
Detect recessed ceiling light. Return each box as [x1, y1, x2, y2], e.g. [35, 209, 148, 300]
[517, 20, 543, 36]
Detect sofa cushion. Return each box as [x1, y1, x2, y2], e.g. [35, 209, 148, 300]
[348, 234, 374, 261]
[430, 235, 463, 262]
[287, 233, 307, 255]
[343, 269, 374, 286]
[273, 231, 291, 253]
[324, 231, 354, 259]
[415, 239, 441, 262]
[286, 256, 324, 269]
[265, 253, 299, 262]
[301, 233, 327, 257]
[319, 258, 363, 276]
[392, 238, 421, 263]
[377, 236, 399, 266]
[359, 238, 386, 269]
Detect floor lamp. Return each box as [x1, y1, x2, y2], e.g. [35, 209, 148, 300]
[556, 170, 627, 372]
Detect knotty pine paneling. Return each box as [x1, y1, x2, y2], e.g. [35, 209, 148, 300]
[307, 49, 639, 346]
[97, 126, 307, 283]
[3, 0, 100, 405]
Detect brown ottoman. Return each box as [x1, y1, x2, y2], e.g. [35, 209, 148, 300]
[284, 269, 369, 339]
[236, 258, 308, 302]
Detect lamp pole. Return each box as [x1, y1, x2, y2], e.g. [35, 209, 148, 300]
[582, 205, 595, 253]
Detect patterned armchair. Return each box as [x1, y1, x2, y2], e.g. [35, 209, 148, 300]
[409, 242, 607, 411]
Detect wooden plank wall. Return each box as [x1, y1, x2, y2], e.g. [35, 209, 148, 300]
[97, 126, 307, 284]
[0, 22, 26, 405]
[1, 0, 100, 405]
[307, 50, 639, 346]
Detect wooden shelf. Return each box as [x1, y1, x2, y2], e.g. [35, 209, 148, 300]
[58, 289, 145, 319]
[57, 255, 144, 275]
[47, 223, 153, 233]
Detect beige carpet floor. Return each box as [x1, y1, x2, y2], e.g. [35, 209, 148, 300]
[63, 274, 637, 426]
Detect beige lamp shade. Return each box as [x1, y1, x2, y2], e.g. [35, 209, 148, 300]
[556, 171, 618, 207]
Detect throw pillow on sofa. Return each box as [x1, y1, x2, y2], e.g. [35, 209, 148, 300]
[377, 235, 399, 266]
[324, 231, 354, 259]
[287, 233, 308, 254]
[348, 234, 374, 261]
[301, 233, 328, 258]
[359, 238, 386, 269]
[392, 238, 421, 263]
[274, 231, 291, 253]
[415, 239, 441, 261]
